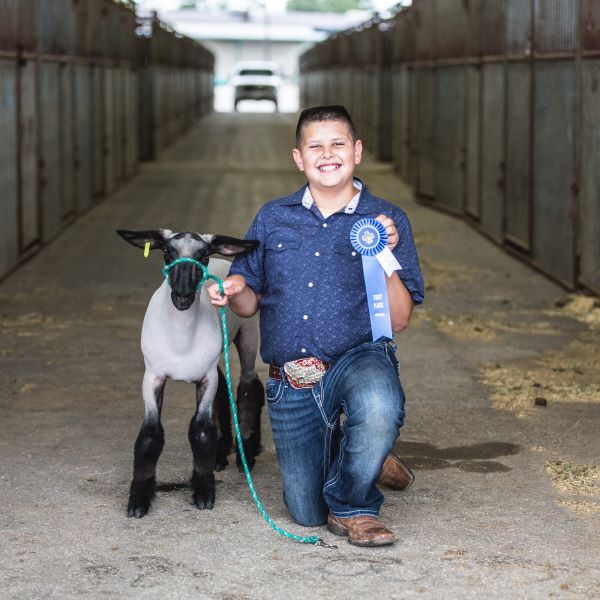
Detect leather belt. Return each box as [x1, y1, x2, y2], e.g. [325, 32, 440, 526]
[269, 362, 332, 380]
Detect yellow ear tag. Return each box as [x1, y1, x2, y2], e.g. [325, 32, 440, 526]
[144, 241, 150, 258]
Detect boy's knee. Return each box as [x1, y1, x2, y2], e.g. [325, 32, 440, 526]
[283, 491, 328, 527]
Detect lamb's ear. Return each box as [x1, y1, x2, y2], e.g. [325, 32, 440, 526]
[207, 235, 259, 256]
[116, 229, 170, 250]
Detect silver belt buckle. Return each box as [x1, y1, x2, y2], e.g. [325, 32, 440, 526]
[283, 357, 327, 389]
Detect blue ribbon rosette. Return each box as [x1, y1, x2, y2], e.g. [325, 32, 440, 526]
[350, 218, 401, 341]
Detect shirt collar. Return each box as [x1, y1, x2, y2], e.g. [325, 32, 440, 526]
[290, 178, 363, 214]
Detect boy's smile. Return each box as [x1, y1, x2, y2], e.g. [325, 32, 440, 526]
[292, 120, 362, 198]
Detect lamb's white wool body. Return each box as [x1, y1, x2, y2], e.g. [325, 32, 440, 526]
[141, 258, 241, 383]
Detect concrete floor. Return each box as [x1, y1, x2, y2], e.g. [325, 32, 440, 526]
[1, 113, 599, 599]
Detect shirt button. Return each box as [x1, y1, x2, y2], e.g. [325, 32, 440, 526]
[301, 348, 306, 353]
[322, 223, 327, 228]
[315, 251, 320, 256]
[308, 282, 313, 287]
[351, 251, 357, 256]
[277, 243, 282, 248]
[303, 315, 308, 320]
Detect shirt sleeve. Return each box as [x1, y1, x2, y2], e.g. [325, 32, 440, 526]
[229, 210, 266, 295]
[392, 212, 425, 305]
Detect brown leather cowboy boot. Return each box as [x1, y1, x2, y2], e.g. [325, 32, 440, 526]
[327, 514, 397, 547]
[377, 453, 415, 491]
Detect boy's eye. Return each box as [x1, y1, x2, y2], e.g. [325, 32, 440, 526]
[334, 142, 344, 146]
[309, 144, 320, 149]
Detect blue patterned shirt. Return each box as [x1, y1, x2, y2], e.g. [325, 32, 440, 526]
[229, 178, 424, 365]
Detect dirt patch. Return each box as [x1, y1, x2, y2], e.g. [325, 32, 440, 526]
[546, 294, 600, 329]
[421, 310, 556, 342]
[480, 331, 600, 413]
[546, 461, 600, 514]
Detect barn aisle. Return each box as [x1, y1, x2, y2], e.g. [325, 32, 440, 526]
[0, 113, 598, 599]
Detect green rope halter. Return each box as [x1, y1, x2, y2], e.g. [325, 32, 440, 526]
[161, 258, 334, 548]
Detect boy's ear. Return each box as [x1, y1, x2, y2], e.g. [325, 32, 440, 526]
[208, 235, 259, 256]
[292, 148, 305, 172]
[116, 229, 171, 250]
[354, 139, 363, 165]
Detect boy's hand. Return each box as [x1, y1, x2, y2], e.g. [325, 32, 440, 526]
[207, 274, 247, 307]
[375, 214, 399, 251]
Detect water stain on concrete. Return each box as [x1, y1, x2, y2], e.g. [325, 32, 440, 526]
[396, 441, 520, 473]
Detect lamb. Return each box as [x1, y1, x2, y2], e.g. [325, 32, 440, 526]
[117, 228, 264, 518]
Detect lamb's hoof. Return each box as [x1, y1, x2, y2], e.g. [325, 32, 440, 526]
[192, 472, 215, 510]
[236, 434, 261, 472]
[127, 477, 155, 518]
[215, 455, 228, 472]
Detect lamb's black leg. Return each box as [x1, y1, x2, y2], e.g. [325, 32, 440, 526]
[188, 373, 218, 510]
[128, 376, 166, 518]
[215, 366, 232, 472]
[235, 376, 265, 473]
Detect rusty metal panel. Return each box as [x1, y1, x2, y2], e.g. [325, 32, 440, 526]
[39, 61, 62, 241]
[434, 66, 465, 213]
[480, 63, 505, 242]
[465, 65, 481, 218]
[578, 60, 600, 293]
[74, 64, 93, 212]
[0, 1, 19, 50]
[60, 63, 75, 218]
[505, 62, 532, 250]
[534, 0, 577, 53]
[18, 59, 38, 250]
[507, 0, 533, 56]
[416, 67, 435, 198]
[533, 60, 576, 285]
[479, 0, 506, 57]
[111, 67, 125, 183]
[582, 0, 600, 52]
[0, 59, 18, 276]
[414, 0, 435, 60]
[435, 0, 468, 59]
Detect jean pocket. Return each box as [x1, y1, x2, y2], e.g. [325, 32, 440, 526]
[265, 377, 284, 405]
[384, 342, 400, 375]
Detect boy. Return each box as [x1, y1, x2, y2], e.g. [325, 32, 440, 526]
[208, 106, 424, 547]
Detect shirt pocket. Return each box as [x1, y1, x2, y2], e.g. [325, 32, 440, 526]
[264, 239, 302, 280]
[331, 244, 362, 292]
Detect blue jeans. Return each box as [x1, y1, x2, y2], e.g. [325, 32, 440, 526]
[265, 340, 405, 527]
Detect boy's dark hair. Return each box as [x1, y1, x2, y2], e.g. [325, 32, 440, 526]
[295, 105, 357, 148]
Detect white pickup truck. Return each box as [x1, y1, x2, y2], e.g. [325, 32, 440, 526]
[230, 61, 281, 111]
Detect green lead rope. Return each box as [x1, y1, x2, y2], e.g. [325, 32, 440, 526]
[162, 258, 334, 547]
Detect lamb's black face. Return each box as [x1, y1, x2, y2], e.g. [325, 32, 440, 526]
[163, 233, 212, 311]
[116, 228, 259, 312]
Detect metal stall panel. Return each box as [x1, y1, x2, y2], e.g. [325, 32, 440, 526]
[416, 68, 435, 199]
[479, 64, 505, 242]
[39, 62, 63, 241]
[505, 62, 532, 250]
[534, 0, 577, 54]
[507, 0, 533, 56]
[435, 0, 468, 59]
[103, 67, 116, 193]
[533, 61, 576, 285]
[579, 60, 600, 293]
[393, 66, 412, 180]
[479, 1, 506, 57]
[18, 59, 39, 250]
[0, 1, 19, 50]
[414, 0, 435, 61]
[60, 62, 75, 219]
[111, 67, 125, 184]
[434, 66, 465, 213]
[124, 67, 139, 178]
[0, 59, 18, 276]
[74, 63, 93, 212]
[582, 0, 600, 53]
[465, 65, 480, 219]
[90, 65, 104, 197]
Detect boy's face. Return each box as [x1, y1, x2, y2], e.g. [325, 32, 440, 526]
[292, 120, 362, 191]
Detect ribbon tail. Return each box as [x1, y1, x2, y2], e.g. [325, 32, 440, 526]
[362, 255, 393, 341]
